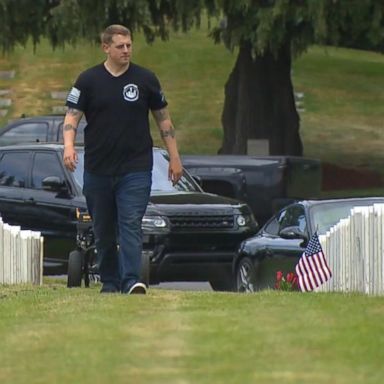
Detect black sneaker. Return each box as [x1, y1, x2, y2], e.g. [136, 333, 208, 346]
[127, 282, 147, 295]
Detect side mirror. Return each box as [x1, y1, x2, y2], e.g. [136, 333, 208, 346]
[42, 176, 68, 192]
[279, 226, 308, 241]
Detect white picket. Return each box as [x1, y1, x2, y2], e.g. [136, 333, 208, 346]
[0, 219, 43, 285]
[318, 204, 384, 296]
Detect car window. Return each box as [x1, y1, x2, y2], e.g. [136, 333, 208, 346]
[278, 204, 306, 232]
[152, 150, 200, 192]
[71, 149, 201, 193]
[310, 199, 384, 235]
[31, 152, 65, 189]
[264, 216, 280, 235]
[0, 123, 49, 145]
[0, 152, 30, 187]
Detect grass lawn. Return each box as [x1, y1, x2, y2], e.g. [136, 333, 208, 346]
[1, 280, 384, 384]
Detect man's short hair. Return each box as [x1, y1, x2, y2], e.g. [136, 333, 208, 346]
[101, 25, 131, 44]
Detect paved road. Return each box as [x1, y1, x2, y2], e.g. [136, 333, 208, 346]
[153, 282, 212, 291]
[51, 276, 213, 291]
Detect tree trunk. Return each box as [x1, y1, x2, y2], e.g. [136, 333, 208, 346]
[219, 42, 303, 156]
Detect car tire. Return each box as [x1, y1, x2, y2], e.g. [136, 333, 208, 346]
[236, 257, 259, 293]
[141, 251, 150, 287]
[209, 279, 233, 292]
[67, 250, 84, 288]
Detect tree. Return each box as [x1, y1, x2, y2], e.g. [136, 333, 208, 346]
[211, 0, 384, 155]
[0, 0, 383, 155]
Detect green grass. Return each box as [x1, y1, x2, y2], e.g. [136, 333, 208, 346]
[1, 280, 384, 384]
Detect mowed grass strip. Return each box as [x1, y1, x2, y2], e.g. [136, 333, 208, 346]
[1, 282, 384, 384]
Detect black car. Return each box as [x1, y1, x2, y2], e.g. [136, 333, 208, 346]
[0, 143, 258, 290]
[233, 197, 384, 292]
[0, 115, 86, 146]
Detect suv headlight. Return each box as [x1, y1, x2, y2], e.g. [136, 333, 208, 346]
[236, 214, 254, 227]
[142, 216, 170, 231]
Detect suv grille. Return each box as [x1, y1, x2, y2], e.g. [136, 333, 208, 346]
[169, 215, 234, 229]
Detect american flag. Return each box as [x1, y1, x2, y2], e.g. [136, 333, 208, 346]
[295, 232, 332, 292]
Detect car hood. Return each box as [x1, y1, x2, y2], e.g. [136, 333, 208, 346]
[147, 191, 246, 215]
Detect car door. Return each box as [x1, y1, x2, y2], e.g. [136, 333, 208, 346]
[260, 204, 307, 278]
[23, 150, 78, 265]
[0, 150, 31, 227]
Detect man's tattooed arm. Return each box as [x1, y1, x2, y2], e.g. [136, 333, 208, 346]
[63, 107, 83, 148]
[63, 123, 78, 132]
[63, 108, 83, 132]
[152, 107, 176, 139]
[151, 107, 182, 183]
[160, 126, 176, 139]
[152, 107, 170, 123]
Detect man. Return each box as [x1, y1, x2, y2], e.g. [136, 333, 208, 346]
[63, 24, 183, 294]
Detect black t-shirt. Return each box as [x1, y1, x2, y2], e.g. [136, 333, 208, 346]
[66, 62, 167, 175]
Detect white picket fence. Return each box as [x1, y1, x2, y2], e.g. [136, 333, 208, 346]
[0, 217, 44, 285]
[317, 203, 384, 295]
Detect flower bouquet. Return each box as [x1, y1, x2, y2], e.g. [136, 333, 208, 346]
[274, 270, 299, 291]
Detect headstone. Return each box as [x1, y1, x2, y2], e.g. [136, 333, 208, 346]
[0, 99, 11, 107]
[52, 106, 67, 114]
[51, 91, 68, 100]
[247, 139, 269, 155]
[0, 70, 15, 79]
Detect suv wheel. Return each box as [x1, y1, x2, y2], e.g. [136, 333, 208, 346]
[236, 257, 259, 293]
[67, 250, 84, 288]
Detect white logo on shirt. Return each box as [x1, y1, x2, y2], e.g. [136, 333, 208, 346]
[123, 84, 139, 102]
[67, 87, 81, 104]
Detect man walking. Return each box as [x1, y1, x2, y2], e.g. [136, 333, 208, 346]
[63, 24, 183, 294]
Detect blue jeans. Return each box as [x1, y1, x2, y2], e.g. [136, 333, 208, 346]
[83, 170, 152, 292]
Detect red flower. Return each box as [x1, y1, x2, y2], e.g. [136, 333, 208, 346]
[274, 271, 299, 291]
[286, 272, 295, 283]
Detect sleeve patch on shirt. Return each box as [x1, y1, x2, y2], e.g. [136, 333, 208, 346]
[67, 87, 81, 104]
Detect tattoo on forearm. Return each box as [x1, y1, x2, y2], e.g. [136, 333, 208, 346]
[63, 124, 78, 132]
[153, 108, 170, 123]
[67, 108, 81, 117]
[160, 126, 176, 139]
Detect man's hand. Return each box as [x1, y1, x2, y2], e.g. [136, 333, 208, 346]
[63, 145, 78, 172]
[169, 156, 183, 185]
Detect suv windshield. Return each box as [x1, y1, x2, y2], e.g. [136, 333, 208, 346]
[72, 149, 200, 193]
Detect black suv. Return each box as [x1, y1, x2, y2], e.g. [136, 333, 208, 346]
[0, 144, 258, 290]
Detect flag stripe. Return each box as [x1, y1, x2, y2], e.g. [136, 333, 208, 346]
[295, 233, 332, 292]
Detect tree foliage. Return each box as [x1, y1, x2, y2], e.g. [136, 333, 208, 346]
[209, 0, 384, 57]
[0, 0, 382, 57]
